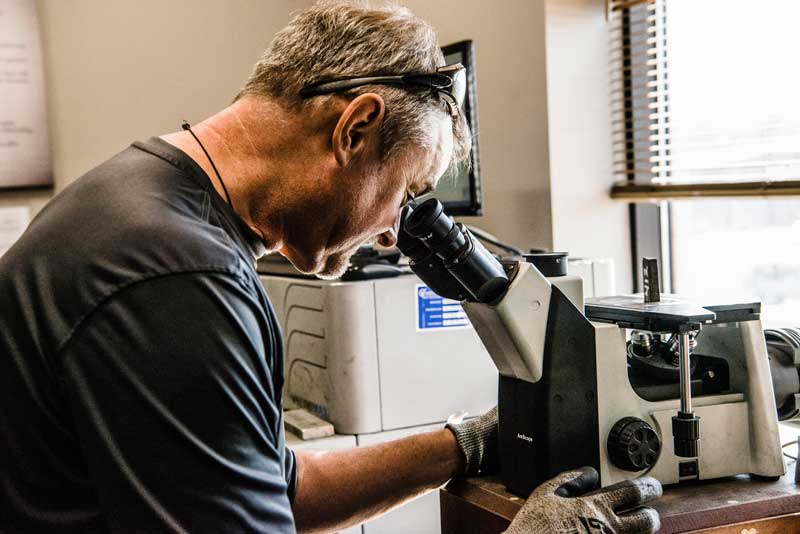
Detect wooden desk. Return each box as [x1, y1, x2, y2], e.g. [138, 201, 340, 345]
[440, 471, 800, 534]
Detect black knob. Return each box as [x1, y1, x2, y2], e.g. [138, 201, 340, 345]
[608, 417, 661, 472]
[672, 412, 701, 458]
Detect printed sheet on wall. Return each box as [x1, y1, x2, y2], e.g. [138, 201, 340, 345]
[0, 0, 52, 189]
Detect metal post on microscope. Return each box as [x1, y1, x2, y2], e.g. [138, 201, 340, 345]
[673, 327, 701, 458]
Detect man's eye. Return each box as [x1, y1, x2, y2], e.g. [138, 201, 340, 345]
[403, 185, 434, 207]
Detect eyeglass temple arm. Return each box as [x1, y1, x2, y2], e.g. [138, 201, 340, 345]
[300, 76, 406, 96]
[301, 73, 454, 97]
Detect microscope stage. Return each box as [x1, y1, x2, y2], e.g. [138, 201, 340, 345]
[585, 294, 761, 332]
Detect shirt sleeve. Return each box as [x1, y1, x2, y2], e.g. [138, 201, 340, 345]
[284, 446, 297, 503]
[60, 271, 296, 534]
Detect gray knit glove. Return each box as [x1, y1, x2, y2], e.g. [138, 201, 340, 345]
[446, 407, 499, 477]
[504, 467, 661, 534]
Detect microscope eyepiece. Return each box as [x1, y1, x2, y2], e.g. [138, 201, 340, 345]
[403, 199, 443, 237]
[399, 198, 509, 303]
[404, 199, 468, 265]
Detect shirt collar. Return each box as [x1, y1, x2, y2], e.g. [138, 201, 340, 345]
[133, 137, 267, 261]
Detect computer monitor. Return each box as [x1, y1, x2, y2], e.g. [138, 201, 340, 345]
[422, 40, 482, 216]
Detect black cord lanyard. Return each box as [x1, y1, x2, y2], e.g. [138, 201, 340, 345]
[181, 121, 234, 210]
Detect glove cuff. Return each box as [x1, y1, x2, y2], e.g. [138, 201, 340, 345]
[446, 407, 498, 476]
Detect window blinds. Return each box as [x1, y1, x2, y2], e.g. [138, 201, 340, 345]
[608, 0, 800, 200]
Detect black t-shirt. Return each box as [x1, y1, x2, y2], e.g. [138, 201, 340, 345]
[0, 138, 297, 533]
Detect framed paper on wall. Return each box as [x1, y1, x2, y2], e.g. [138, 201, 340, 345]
[0, 0, 53, 190]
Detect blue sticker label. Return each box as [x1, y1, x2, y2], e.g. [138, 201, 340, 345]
[416, 285, 470, 331]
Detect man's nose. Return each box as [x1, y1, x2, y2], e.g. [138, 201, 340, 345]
[377, 227, 398, 248]
[377, 212, 402, 248]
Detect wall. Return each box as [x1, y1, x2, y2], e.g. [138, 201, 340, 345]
[544, 0, 633, 292]
[402, 0, 554, 251]
[0, 0, 308, 215]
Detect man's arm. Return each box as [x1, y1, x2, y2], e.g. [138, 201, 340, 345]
[292, 428, 463, 534]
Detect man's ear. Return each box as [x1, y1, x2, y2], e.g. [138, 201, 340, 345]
[332, 93, 385, 167]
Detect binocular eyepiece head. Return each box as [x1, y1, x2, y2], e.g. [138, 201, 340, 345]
[398, 198, 509, 303]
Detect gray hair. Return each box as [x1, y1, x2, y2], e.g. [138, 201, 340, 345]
[236, 0, 471, 167]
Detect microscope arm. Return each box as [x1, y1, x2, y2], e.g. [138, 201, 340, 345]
[461, 262, 554, 383]
[460, 260, 588, 385]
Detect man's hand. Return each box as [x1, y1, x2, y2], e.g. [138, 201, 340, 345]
[446, 406, 499, 476]
[504, 467, 662, 534]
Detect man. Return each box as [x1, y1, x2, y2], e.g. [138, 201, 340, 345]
[0, 1, 661, 532]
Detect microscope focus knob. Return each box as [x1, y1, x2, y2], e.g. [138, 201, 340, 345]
[608, 417, 661, 472]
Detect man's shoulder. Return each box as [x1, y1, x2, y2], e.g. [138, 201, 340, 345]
[0, 142, 252, 353]
[41, 141, 241, 272]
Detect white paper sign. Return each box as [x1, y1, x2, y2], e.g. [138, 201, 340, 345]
[0, 0, 52, 188]
[0, 205, 29, 256]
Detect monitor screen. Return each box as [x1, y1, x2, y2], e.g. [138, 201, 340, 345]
[419, 40, 482, 216]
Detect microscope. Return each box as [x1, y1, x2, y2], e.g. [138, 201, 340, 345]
[397, 198, 786, 496]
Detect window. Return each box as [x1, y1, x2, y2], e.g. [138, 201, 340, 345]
[671, 198, 800, 326]
[610, 0, 800, 326]
[668, 0, 800, 185]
